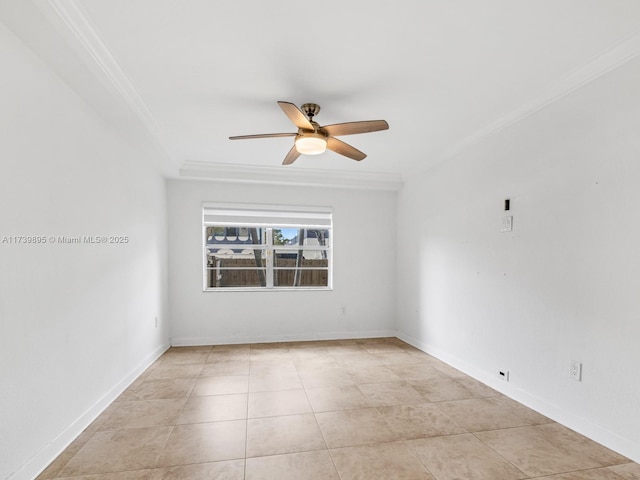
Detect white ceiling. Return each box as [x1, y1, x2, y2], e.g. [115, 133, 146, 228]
[3, 0, 640, 188]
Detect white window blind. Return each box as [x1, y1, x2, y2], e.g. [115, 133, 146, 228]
[202, 203, 332, 228]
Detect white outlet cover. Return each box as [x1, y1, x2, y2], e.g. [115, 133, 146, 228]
[570, 360, 582, 381]
[501, 216, 513, 232]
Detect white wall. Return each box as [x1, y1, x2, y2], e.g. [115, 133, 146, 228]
[397, 56, 640, 461]
[167, 179, 397, 345]
[0, 23, 169, 480]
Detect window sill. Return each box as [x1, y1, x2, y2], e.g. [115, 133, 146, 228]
[202, 286, 332, 292]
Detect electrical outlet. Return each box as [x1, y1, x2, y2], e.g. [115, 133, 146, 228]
[498, 370, 509, 381]
[570, 361, 582, 381]
[501, 216, 513, 232]
[155, 317, 158, 328]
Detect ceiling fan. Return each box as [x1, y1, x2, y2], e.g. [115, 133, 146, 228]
[229, 101, 389, 165]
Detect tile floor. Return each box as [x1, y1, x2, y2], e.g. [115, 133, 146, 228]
[37, 338, 640, 479]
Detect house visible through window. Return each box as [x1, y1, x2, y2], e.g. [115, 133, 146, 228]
[202, 203, 332, 290]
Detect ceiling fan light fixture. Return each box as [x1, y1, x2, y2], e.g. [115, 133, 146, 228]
[230, 101, 388, 164]
[295, 133, 327, 155]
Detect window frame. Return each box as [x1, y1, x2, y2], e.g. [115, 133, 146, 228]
[202, 203, 333, 292]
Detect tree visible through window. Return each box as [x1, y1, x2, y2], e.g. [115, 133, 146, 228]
[202, 204, 332, 290]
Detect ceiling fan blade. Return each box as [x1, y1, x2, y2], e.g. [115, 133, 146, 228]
[326, 137, 366, 161]
[322, 120, 389, 137]
[229, 133, 296, 140]
[282, 145, 301, 165]
[278, 101, 314, 130]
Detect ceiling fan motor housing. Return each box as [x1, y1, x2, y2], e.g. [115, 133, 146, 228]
[301, 103, 321, 121]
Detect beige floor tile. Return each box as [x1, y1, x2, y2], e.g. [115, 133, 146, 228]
[157, 350, 209, 365]
[53, 470, 158, 479]
[609, 462, 640, 479]
[315, 408, 399, 448]
[491, 395, 553, 425]
[249, 350, 294, 367]
[250, 358, 297, 373]
[299, 367, 354, 388]
[355, 337, 396, 345]
[246, 413, 326, 457]
[152, 459, 245, 479]
[530, 467, 630, 479]
[361, 343, 407, 354]
[404, 350, 440, 362]
[436, 397, 537, 432]
[82, 403, 122, 434]
[176, 394, 247, 424]
[428, 360, 467, 378]
[306, 385, 372, 412]
[249, 372, 303, 392]
[387, 363, 448, 381]
[400, 345, 432, 355]
[246, 450, 340, 480]
[99, 398, 187, 430]
[475, 425, 605, 477]
[201, 360, 250, 376]
[248, 389, 312, 418]
[357, 381, 426, 406]
[119, 378, 196, 401]
[332, 353, 384, 368]
[292, 355, 341, 370]
[117, 376, 151, 402]
[407, 433, 526, 480]
[166, 346, 213, 353]
[155, 420, 246, 467]
[58, 426, 173, 476]
[146, 364, 204, 380]
[207, 349, 250, 363]
[537, 423, 630, 466]
[249, 351, 292, 363]
[347, 365, 403, 384]
[191, 375, 248, 395]
[411, 377, 477, 402]
[378, 403, 467, 439]
[454, 376, 500, 397]
[324, 344, 367, 356]
[373, 352, 428, 365]
[36, 432, 94, 479]
[249, 362, 299, 376]
[57, 462, 245, 480]
[288, 345, 330, 357]
[330, 441, 436, 480]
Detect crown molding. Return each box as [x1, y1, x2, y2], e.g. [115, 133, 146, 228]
[179, 161, 404, 191]
[35, 0, 178, 175]
[412, 29, 640, 175]
[44, 0, 162, 138]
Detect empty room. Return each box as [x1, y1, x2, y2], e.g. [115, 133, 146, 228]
[1, 1, 640, 479]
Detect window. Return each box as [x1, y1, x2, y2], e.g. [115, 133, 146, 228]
[203, 203, 332, 290]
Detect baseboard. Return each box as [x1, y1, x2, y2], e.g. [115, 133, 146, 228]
[13, 342, 170, 480]
[170, 329, 398, 347]
[396, 331, 640, 464]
